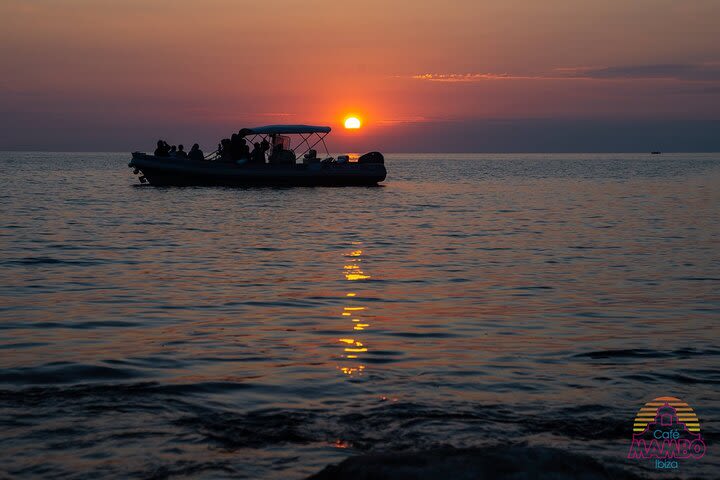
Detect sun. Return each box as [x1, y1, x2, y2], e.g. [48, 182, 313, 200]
[344, 117, 361, 129]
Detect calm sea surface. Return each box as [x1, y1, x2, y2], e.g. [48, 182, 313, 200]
[1, 152, 719, 478]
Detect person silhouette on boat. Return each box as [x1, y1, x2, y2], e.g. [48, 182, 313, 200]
[233, 131, 250, 160]
[219, 138, 232, 162]
[154, 140, 170, 157]
[229, 133, 241, 160]
[268, 135, 290, 163]
[176, 144, 187, 158]
[169, 145, 177, 156]
[225, 135, 248, 162]
[189, 143, 204, 161]
[268, 144, 281, 163]
[239, 138, 250, 160]
[250, 142, 265, 164]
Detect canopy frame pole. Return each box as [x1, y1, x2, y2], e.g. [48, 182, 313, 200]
[319, 134, 330, 157]
[244, 134, 270, 161]
[292, 133, 312, 155]
[289, 132, 329, 158]
[309, 132, 330, 157]
[239, 128, 331, 160]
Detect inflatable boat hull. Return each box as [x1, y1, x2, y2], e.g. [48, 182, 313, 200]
[128, 153, 386, 187]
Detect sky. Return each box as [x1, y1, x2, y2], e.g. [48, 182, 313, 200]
[1, 0, 719, 152]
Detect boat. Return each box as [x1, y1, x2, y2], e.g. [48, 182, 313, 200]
[128, 125, 386, 187]
[651, 151, 662, 155]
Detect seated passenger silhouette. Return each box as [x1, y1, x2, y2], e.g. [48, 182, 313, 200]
[268, 144, 281, 163]
[169, 145, 177, 156]
[269, 144, 296, 164]
[176, 144, 187, 158]
[251, 142, 264, 164]
[220, 139, 232, 162]
[303, 149, 319, 164]
[230, 134, 241, 160]
[154, 140, 170, 157]
[240, 138, 250, 160]
[189, 143, 204, 161]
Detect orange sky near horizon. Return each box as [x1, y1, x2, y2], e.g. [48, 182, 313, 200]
[1, 0, 719, 151]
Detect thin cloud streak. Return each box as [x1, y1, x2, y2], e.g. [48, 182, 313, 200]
[413, 62, 720, 83]
[411, 73, 546, 82]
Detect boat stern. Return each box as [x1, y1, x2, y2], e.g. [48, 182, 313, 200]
[128, 152, 149, 183]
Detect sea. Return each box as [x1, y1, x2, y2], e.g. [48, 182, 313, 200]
[0, 152, 718, 479]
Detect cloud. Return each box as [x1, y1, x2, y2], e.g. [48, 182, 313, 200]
[558, 63, 720, 81]
[256, 112, 296, 117]
[376, 115, 430, 125]
[411, 73, 544, 82]
[412, 62, 720, 83]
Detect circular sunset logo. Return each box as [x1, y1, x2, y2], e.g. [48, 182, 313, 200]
[628, 396, 706, 471]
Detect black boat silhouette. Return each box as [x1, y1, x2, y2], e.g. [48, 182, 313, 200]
[129, 125, 386, 187]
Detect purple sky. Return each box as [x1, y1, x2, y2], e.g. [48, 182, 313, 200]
[1, 0, 719, 152]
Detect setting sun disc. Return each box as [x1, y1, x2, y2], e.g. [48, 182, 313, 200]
[344, 117, 361, 129]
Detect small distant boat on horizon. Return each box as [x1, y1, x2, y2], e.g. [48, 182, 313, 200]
[128, 125, 386, 187]
[651, 151, 662, 155]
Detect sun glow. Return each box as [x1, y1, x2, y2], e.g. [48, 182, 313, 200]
[344, 117, 361, 129]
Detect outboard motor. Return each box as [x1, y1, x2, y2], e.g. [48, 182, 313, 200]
[358, 151, 384, 164]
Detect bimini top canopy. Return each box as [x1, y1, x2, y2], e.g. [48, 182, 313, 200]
[240, 125, 331, 136]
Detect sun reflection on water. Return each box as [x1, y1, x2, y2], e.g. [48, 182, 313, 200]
[338, 243, 372, 376]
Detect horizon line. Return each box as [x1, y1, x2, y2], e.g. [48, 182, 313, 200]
[1, 150, 719, 155]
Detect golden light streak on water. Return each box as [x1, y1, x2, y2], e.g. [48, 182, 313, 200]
[337, 243, 373, 376]
[345, 273, 371, 281]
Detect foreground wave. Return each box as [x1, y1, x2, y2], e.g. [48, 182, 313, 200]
[2, 381, 701, 478]
[308, 445, 649, 480]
